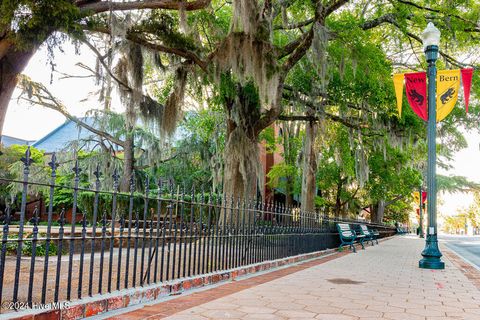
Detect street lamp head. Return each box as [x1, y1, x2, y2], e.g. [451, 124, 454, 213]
[421, 22, 441, 50]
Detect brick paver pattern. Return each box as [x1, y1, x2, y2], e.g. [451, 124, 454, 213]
[108, 236, 480, 319]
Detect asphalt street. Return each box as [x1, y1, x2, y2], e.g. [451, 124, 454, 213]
[440, 234, 480, 269]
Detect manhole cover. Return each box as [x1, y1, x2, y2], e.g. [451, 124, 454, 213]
[327, 278, 365, 285]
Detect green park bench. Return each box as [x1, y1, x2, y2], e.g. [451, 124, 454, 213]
[336, 223, 365, 253]
[396, 227, 408, 234]
[370, 228, 380, 244]
[358, 224, 377, 246]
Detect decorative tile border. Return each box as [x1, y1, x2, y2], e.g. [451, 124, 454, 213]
[6, 236, 394, 320]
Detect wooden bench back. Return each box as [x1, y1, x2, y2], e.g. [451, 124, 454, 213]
[360, 225, 369, 232]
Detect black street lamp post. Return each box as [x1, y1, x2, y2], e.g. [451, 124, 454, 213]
[419, 186, 424, 238]
[419, 22, 445, 270]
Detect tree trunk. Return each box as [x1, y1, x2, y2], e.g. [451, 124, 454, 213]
[281, 122, 295, 221]
[120, 100, 136, 192]
[0, 47, 36, 138]
[221, 83, 262, 225]
[300, 119, 318, 214]
[222, 127, 258, 223]
[121, 131, 135, 192]
[370, 200, 385, 223]
[283, 176, 294, 224]
[376, 199, 385, 223]
[285, 176, 294, 208]
[334, 178, 344, 218]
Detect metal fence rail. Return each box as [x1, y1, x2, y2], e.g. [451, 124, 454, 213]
[0, 150, 395, 312]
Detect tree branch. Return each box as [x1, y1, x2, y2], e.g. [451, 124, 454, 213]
[364, 14, 477, 69]
[282, 27, 315, 73]
[17, 75, 126, 148]
[274, 18, 315, 30]
[281, 91, 371, 130]
[385, 194, 406, 207]
[255, 105, 283, 134]
[395, 0, 477, 25]
[83, 26, 208, 71]
[78, 0, 211, 14]
[0, 38, 12, 61]
[360, 13, 398, 30]
[325, 0, 350, 17]
[134, 152, 182, 169]
[129, 33, 208, 71]
[361, 192, 412, 211]
[80, 37, 132, 91]
[278, 113, 367, 130]
[340, 186, 359, 207]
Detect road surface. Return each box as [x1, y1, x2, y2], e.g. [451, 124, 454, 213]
[440, 234, 480, 269]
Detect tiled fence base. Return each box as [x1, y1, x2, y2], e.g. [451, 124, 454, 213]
[7, 236, 394, 320]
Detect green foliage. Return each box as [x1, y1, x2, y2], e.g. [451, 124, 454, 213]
[267, 163, 297, 189]
[5, 145, 43, 163]
[0, 145, 45, 208]
[1, 0, 82, 48]
[437, 175, 480, 193]
[443, 191, 480, 233]
[154, 108, 226, 190]
[136, 11, 197, 51]
[5, 233, 61, 256]
[3, 0, 480, 229]
[259, 127, 276, 153]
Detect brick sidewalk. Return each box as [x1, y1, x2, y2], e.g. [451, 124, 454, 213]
[101, 236, 480, 319]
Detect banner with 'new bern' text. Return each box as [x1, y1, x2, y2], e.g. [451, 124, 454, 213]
[392, 68, 473, 122]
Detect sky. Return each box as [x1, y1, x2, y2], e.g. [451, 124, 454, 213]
[4, 43, 100, 141]
[438, 131, 480, 218]
[3, 43, 479, 220]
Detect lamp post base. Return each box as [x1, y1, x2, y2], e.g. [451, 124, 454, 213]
[419, 234, 444, 269]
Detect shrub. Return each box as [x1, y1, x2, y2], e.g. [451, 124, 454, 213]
[4, 233, 61, 256]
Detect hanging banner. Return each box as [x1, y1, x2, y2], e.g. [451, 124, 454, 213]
[436, 69, 461, 122]
[413, 191, 427, 204]
[405, 72, 427, 121]
[461, 68, 474, 113]
[413, 192, 420, 203]
[393, 73, 404, 117]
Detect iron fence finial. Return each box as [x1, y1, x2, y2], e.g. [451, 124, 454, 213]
[48, 153, 58, 173]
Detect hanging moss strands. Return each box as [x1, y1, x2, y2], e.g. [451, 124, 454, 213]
[162, 66, 188, 136]
[223, 128, 262, 201]
[210, 0, 280, 110]
[355, 145, 369, 188]
[179, 2, 189, 34]
[212, 33, 279, 110]
[231, 0, 260, 34]
[311, 22, 329, 92]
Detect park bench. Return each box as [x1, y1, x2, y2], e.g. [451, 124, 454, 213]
[358, 224, 376, 246]
[370, 228, 379, 244]
[396, 227, 408, 234]
[336, 223, 365, 253]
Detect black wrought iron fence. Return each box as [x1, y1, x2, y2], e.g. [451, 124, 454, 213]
[0, 150, 395, 313]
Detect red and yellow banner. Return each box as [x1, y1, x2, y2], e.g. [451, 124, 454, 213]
[393, 69, 473, 122]
[405, 72, 428, 121]
[393, 73, 404, 117]
[413, 191, 427, 204]
[436, 69, 461, 122]
[461, 68, 473, 113]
